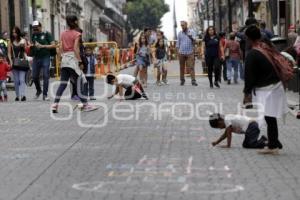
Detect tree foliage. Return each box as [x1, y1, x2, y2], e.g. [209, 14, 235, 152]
[124, 0, 169, 41]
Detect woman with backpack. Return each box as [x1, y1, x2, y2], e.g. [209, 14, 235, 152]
[243, 25, 290, 155]
[224, 32, 243, 84]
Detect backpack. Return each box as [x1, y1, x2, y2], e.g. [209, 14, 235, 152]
[253, 42, 294, 86]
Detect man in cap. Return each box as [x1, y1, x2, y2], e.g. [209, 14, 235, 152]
[30, 21, 56, 101]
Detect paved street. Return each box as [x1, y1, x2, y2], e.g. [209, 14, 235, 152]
[0, 61, 300, 200]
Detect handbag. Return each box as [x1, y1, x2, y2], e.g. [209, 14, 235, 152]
[12, 46, 29, 71]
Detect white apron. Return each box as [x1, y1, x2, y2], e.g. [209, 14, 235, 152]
[61, 52, 87, 83]
[253, 82, 289, 119]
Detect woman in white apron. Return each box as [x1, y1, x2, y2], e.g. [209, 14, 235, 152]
[243, 25, 288, 154]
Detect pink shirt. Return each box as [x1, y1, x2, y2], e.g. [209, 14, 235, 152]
[60, 30, 81, 52]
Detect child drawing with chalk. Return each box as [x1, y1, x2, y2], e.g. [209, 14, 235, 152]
[106, 74, 148, 100]
[209, 113, 268, 149]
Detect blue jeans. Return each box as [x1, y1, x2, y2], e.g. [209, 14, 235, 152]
[32, 57, 50, 96]
[239, 61, 245, 80]
[243, 122, 266, 149]
[13, 70, 26, 97]
[0, 80, 8, 96]
[226, 58, 239, 82]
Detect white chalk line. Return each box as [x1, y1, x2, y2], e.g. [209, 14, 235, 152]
[72, 181, 244, 195]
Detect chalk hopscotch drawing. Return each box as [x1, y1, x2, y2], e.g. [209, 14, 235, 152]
[72, 155, 244, 195]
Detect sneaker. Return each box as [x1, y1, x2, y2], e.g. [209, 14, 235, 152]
[257, 148, 279, 155]
[51, 103, 58, 113]
[162, 80, 168, 85]
[90, 97, 96, 101]
[142, 94, 149, 100]
[21, 96, 26, 102]
[43, 96, 50, 101]
[214, 81, 220, 88]
[227, 80, 231, 85]
[210, 83, 213, 88]
[156, 81, 162, 86]
[0, 96, 3, 102]
[34, 91, 42, 100]
[180, 80, 185, 86]
[234, 80, 238, 84]
[15, 97, 19, 101]
[4, 95, 7, 102]
[192, 82, 198, 86]
[81, 104, 99, 112]
[71, 95, 81, 101]
[260, 135, 268, 142]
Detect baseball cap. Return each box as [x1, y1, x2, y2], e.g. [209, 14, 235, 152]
[32, 21, 41, 27]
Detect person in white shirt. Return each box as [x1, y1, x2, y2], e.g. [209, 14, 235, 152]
[106, 74, 148, 100]
[209, 113, 268, 149]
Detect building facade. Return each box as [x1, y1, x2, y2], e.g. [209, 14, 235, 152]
[196, 0, 300, 37]
[0, 0, 127, 47]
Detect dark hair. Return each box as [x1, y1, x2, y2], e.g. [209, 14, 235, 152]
[245, 25, 261, 41]
[155, 39, 165, 49]
[209, 113, 223, 128]
[283, 46, 298, 60]
[10, 26, 22, 42]
[219, 32, 226, 37]
[245, 17, 258, 26]
[229, 32, 236, 40]
[260, 21, 266, 29]
[139, 34, 148, 47]
[75, 27, 83, 33]
[106, 74, 116, 84]
[66, 15, 79, 29]
[204, 26, 217, 41]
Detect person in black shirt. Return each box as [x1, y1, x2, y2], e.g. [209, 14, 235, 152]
[243, 25, 288, 155]
[203, 26, 220, 88]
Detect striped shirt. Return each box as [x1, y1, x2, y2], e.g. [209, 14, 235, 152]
[176, 29, 196, 55]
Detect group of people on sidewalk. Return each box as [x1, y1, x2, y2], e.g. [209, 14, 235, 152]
[0, 16, 100, 112]
[0, 23, 55, 102]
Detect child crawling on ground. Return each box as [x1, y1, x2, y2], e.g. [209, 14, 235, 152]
[209, 113, 267, 148]
[106, 74, 148, 100]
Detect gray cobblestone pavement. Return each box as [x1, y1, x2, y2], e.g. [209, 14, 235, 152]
[0, 61, 300, 200]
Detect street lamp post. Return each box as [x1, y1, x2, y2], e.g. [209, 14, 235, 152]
[248, 0, 254, 18]
[105, 23, 111, 41]
[218, 0, 222, 31]
[228, 0, 232, 32]
[206, 0, 209, 28]
[213, 0, 215, 27]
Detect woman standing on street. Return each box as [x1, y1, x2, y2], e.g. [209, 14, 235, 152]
[8, 26, 28, 101]
[203, 26, 221, 88]
[243, 25, 288, 154]
[134, 34, 150, 87]
[52, 15, 97, 113]
[224, 32, 243, 84]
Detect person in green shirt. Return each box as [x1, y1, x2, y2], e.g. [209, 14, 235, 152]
[30, 21, 56, 101]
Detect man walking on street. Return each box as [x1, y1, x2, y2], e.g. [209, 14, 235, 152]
[30, 21, 56, 101]
[176, 21, 197, 86]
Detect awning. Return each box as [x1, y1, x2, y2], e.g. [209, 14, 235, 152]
[99, 14, 114, 24]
